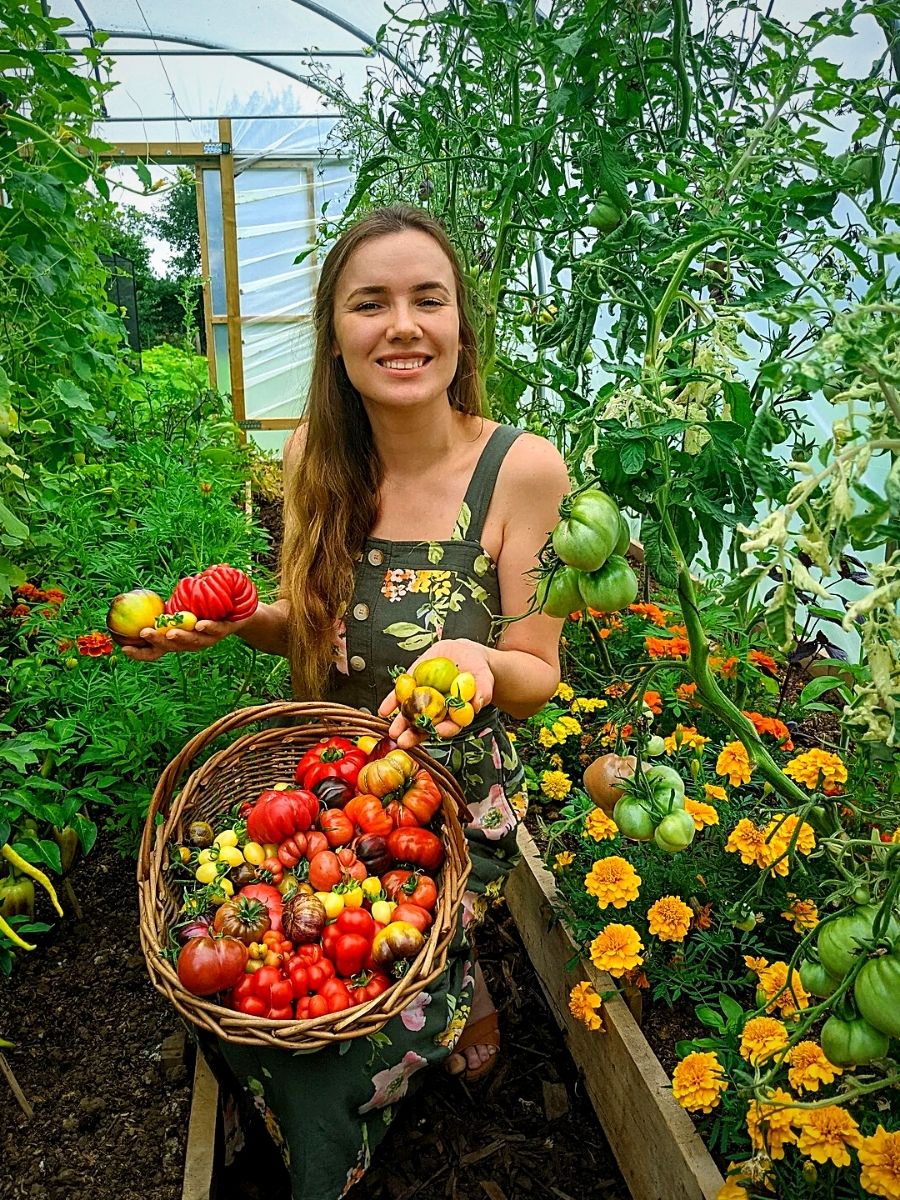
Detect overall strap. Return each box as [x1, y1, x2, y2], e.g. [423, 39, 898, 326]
[458, 425, 523, 543]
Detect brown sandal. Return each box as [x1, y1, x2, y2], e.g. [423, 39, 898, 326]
[447, 1011, 501, 1083]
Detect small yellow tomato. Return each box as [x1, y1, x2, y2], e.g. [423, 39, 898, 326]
[217, 845, 244, 868]
[400, 686, 448, 725]
[242, 841, 267, 866]
[247, 941, 267, 961]
[393, 672, 417, 704]
[371, 899, 397, 925]
[155, 610, 198, 631]
[316, 891, 344, 919]
[176, 845, 191, 865]
[412, 656, 459, 694]
[450, 671, 477, 703]
[208, 878, 234, 904]
[449, 701, 475, 729]
[195, 860, 223, 885]
[361, 877, 383, 901]
[341, 885, 364, 909]
[213, 829, 240, 848]
[356, 735, 381, 755]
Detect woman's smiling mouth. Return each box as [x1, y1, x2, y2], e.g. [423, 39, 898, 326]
[376, 355, 433, 372]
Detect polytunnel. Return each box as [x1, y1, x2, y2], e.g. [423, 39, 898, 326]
[47, 0, 414, 451]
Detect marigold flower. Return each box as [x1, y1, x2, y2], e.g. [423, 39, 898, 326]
[628, 601, 668, 626]
[568, 980, 604, 1031]
[704, 783, 727, 802]
[15, 582, 40, 599]
[858, 1125, 900, 1199]
[676, 681, 698, 703]
[783, 748, 847, 796]
[794, 1104, 862, 1167]
[748, 649, 779, 675]
[684, 797, 719, 830]
[553, 851, 574, 871]
[551, 715, 582, 741]
[716, 741, 752, 786]
[645, 635, 690, 658]
[743, 954, 769, 974]
[787, 1041, 842, 1092]
[709, 654, 738, 677]
[746, 1088, 798, 1159]
[642, 689, 663, 715]
[742, 710, 794, 751]
[664, 725, 710, 755]
[540, 769, 572, 801]
[716, 1170, 751, 1200]
[76, 631, 114, 657]
[756, 960, 810, 1017]
[549, 753, 564, 770]
[570, 696, 607, 714]
[739, 1016, 789, 1065]
[57, 638, 74, 652]
[647, 895, 693, 942]
[691, 901, 713, 931]
[553, 682, 575, 702]
[538, 726, 559, 749]
[588, 924, 643, 976]
[604, 681, 628, 698]
[583, 808, 618, 842]
[10, 603, 30, 619]
[43, 587, 66, 605]
[726, 819, 771, 869]
[667, 623, 688, 636]
[671, 1051, 728, 1113]
[781, 895, 819, 933]
[765, 813, 816, 859]
[584, 856, 641, 909]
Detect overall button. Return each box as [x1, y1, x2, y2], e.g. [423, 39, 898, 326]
[349, 655, 366, 672]
[353, 603, 369, 621]
[367, 548, 384, 566]
[359, 705, 372, 715]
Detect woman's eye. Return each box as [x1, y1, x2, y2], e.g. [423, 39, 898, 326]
[354, 301, 380, 311]
[419, 298, 444, 307]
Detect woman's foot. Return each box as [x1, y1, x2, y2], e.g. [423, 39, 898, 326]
[445, 962, 499, 1079]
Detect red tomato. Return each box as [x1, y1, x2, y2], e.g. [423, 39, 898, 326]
[321, 923, 342, 961]
[380, 869, 413, 900]
[296, 739, 366, 791]
[386, 827, 444, 871]
[344, 794, 393, 839]
[303, 830, 329, 861]
[336, 846, 367, 882]
[308, 850, 343, 892]
[277, 833, 308, 868]
[177, 935, 248, 996]
[405, 874, 438, 912]
[334, 933, 371, 978]
[166, 563, 258, 623]
[384, 770, 443, 828]
[392, 902, 433, 933]
[238, 883, 283, 933]
[350, 972, 392, 1004]
[336, 908, 376, 939]
[246, 787, 318, 844]
[306, 959, 336, 991]
[319, 809, 355, 847]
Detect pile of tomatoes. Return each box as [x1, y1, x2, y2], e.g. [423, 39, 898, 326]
[170, 734, 448, 1020]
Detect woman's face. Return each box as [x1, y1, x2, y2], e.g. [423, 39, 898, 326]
[331, 229, 461, 412]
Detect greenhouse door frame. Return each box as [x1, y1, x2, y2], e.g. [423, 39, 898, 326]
[100, 118, 309, 438]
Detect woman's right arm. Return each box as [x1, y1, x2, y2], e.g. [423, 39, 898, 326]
[122, 426, 304, 663]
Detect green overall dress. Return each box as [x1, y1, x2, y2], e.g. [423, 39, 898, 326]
[212, 424, 528, 1200]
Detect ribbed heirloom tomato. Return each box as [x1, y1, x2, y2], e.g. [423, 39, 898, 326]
[577, 555, 639, 614]
[552, 489, 621, 572]
[386, 827, 444, 871]
[854, 949, 900, 1038]
[177, 934, 248, 996]
[166, 563, 258, 622]
[820, 1014, 889, 1066]
[384, 769, 442, 828]
[246, 787, 318, 844]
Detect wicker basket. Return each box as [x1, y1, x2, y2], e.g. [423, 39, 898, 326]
[137, 701, 471, 1050]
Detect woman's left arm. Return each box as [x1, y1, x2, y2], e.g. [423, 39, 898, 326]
[380, 435, 571, 744]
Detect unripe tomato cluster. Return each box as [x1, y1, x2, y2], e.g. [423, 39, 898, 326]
[105, 562, 258, 647]
[392, 657, 479, 731]
[583, 751, 696, 854]
[171, 733, 447, 1019]
[537, 489, 638, 619]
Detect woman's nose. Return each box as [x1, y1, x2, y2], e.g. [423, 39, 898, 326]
[386, 304, 422, 339]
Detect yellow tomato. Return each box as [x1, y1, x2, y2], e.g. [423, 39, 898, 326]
[316, 891, 344, 919]
[176, 845, 191, 865]
[400, 686, 448, 725]
[450, 671, 477, 703]
[371, 900, 397, 925]
[195, 860, 222, 885]
[155, 610, 198, 631]
[449, 701, 475, 729]
[208, 878, 234, 904]
[242, 841, 267, 866]
[263, 843, 279, 857]
[393, 672, 417, 704]
[356, 735, 381, 755]
[361, 877, 383, 901]
[342, 885, 365, 909]
[412, 657, 458, 694]
[217, 845, 244, 868]
[213, 829, 240, 848]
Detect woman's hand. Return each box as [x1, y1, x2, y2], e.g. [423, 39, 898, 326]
[377, 639, 494, 749]
[120, 619, 237, 662]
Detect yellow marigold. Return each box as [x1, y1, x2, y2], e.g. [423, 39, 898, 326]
[664, 725, 710, 755]
[671, 1051, 728, 1113]
[584, 856, 641, 909]
[551, 715, 582, 741]
[726, 819, 771, 869]
[743, 954, 769, 974]
[756, 960, 810, 1018]
[584, 808, 618, 841]
[858, 1125, 900, 1199]
[568, 980, 604, 1031]
[553, 682, 575, 702]
[716, 741, 753, 786]
[540, 770, 572, 801]
[553, 850, 575, 871]
[739, 1016, 789, 1065]
[795, 1104, 862, 1167]
[570, 696, 608, 714]
[647, 895, 693, 942]
[538, 726, 558, 749]
[716, 1170, 750, 1200]
[787, 1041, 843, 1092]
[589, 923, 644, 977]
[628, 601, 668, 626]
[765, 813, 816, 859]
[783, 748, 847, 796]
[549, 752, 564, 769]
[704, 783, 728, 802]
[781, 895, 819, 933]
[746, 1088, 799, 1159]
[684, 797, 719, 830]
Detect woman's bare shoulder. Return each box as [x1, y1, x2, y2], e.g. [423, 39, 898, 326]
[501, 429, 570, 492]
[283, 421, 308, 479]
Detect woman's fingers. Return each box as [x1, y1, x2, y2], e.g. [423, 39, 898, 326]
[120, 620, 231, 660]
[378, 689, 398, 719]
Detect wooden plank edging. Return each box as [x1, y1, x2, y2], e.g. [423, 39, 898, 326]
[182, 1050, 219, 1200]
[505, 826, 725, 1200]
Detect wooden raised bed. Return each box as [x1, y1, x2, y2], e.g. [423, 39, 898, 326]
[505, 826, 725, 1200]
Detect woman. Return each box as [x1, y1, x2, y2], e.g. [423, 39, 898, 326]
[126, 205, 569, 1198]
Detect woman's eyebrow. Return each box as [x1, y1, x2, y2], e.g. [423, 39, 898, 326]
[345, 281, 452, 301]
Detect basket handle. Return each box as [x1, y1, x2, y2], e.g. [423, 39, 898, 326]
[139, 701, 472, 869]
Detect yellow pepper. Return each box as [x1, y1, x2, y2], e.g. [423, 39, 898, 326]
[0, 844, 63, 917]
[0, 912, 35, 951]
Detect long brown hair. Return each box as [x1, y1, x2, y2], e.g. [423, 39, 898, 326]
[281, 205, 484, 698]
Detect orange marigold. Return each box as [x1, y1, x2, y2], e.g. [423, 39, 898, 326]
[858, 1125, 900, 1199]
[756, 960, 810, 1018]
[684, 797, 719, 830]
[783, 748, 847, 796]
[646, 635, 690, 659]
[742, 710, 794, 751]
[76, 631, 114, 657]
[646, 895, 693, 942]
[627, 601, 669, 626]
[739, 1016, 789, 1065]
[671, 1051, 728, 1113]
[588, 924, 643, 977]
[568, 981, 604, 1031]
[746, 1088, 799, 1159]
[794, 1104, 862, 1167]
[748, 649, 779, 675]
[675, 681, 698, 703]
[584, 856, 641, 909]
[787, 1041, 842, 1092]
[642, 690, 663, 715]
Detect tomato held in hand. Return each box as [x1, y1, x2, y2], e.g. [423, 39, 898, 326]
[166, 563, 258, 622]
